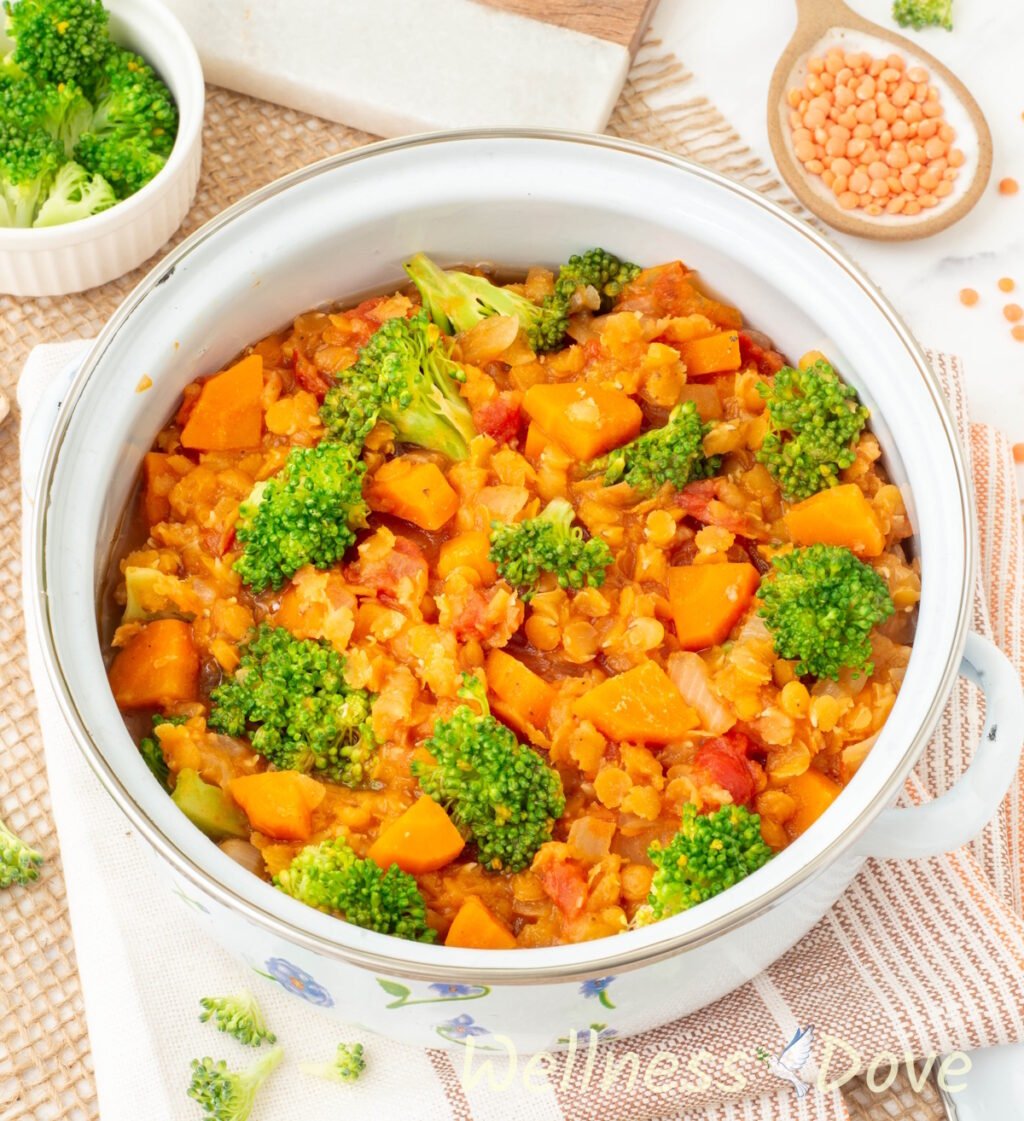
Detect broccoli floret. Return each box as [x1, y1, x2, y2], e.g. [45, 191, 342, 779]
[33, 158, 114, 225]
[892, 0, 952, 29]
[404, 252, 568, 352]
[233, 441, 368, 594]
[413, 674, 564, 872]
[187, 1046, 283, 1121]
[758, 544, 894, 679]
[274, 836, 435, 942]
[553, 247, 640, 310]
[755, 359, 869, 501]
[199, 991, 277, 1048]
[583, 402, 718, 494]
[73, 124, 166, 198]
[300, 1042, 366, 1084]
[3, 0, 110, 88]
[0, 117, 62, 226]
[86, 46, 177, 156]
[209, 624, 376, 785]
[0, 814, 43, 888]
[488, 496, 612, 601]
[0, 74, 92, 153]
[638, 803, 773, 922]
[319, 309, 477, 460]
[138, 714, 185, 787]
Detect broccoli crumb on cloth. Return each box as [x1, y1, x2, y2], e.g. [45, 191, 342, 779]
[187, 1047, 283, 1121]
[0, 814, 43, 888]
[892, 0, 953, 30]
[0, 0, 178, 227]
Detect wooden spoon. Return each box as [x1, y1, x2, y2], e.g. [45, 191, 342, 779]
[767, 0, 992, 240]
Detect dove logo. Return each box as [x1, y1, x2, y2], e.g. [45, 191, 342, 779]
[756, 1025, 815, 1098]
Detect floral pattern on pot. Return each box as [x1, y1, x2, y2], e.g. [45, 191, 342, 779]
[257, 957, 334, 1007]
[436, 1013, 492, 1046]
[580, 976, 616, 1009]
[377, 978, 490, 1009]
[557, 1022, 619, 1045]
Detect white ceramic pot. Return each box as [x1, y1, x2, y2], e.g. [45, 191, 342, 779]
[0, 0, 204, 297]
[26, 133, 1024, 1052]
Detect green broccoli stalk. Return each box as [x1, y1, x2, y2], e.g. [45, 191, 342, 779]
[892, 0, 953, 29]
[758, 544, 894, 679]
[3, 0, 110, 88]
[637, 803, 773, 923]
[209, 624, 376, 786]
[755, 359, 869, 501]
[488, 496, 612, 601]
[552, 248, 641, 310]
[33, 158, 114, 225]
[199, 991, 277, 1048]
[1, 814, 43, 888]
[583, 402, 718, 494]
[138, 714, 187, 787]
[413, 674, 565, 872]
[187, 1046, 283, 1121]
[0, 117, 62, 226]
[404, 252, 569, 353]
[319, 309, 477, 460]
[274, 836, 436, 942]
[300, 1042, 366, 1084]
[233, 441, 368, 594]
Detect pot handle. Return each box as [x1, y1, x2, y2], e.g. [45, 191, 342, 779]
[857, 632, 1024, 860]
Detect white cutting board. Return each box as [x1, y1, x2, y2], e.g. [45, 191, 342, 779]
[157, 0, 658, 136]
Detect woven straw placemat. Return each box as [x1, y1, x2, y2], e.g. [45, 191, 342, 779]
[0, 45, 945, 1121]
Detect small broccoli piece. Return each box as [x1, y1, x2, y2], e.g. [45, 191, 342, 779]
[892, 0, 952, 29]
[755, 359, 869, 501]
[553, 248, 640, 310]
[583, 402, 718, 494]
[638, 803, 772, 922]
[275, 836, 435, 942]
[209, 624, 376, 785]
[233, 441, 368, 594]
[300, 1041, 366, 1084]
[73, 125, 166, 198]
[33, 158, 114, 225]
[319, 309, 477, 459]
[488, 496, 612, 601]
[138, 714, 184, 787]
[0, 814, 43, 888]
[404, 252, 568, 352]
[758, 544, 894, 679]
[3, 0, 110, 88]
[187, 1046, 283, 1121]
[87, 46, 177, 156]
[0, 117, 62, 226]
[413, 674, 565, 872]
[199, 991, 277, 1048]
[0, 75, 93, 154]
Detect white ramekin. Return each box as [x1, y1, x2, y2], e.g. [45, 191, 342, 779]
[0, 0, 204, 297]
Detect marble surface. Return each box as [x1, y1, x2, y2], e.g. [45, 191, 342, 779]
[650, 0, 1024, 474]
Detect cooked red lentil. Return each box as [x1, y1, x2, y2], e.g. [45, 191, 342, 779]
[105, 255, 919, 948]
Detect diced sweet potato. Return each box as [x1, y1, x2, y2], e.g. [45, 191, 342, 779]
[667, 563, 760, 650]
[784, 484, 885, 557]
[523, 382, 642, 461]
[675, 332, 742, 377]
[180, 354, 264, 451]
[485, 648, 555, 732]
[367, 795, 466, 874]
[108, 619, 199, 709]
[228, 771, 326, 842]
[367, 456, 459, 531]
[572, 660, 698, 745]
[445, 895, 517, 949]
[785, 769, 842, 837]
[437, 531, 498, 584]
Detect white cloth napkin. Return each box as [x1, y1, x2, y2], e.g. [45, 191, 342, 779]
[20, 340, 553, 1121]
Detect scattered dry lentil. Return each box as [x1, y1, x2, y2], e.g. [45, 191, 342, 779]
[959, 287, 979, 307]
[788, 47, 962, 217]
[998, 277, 1016, 293]
[998, 177, 1020, 196]
[1004, 303, 1024, 323]
[1013, 325, 1024, 342]
[1014, 443, 1024, 464]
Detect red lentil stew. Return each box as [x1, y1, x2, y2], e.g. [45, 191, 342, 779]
[104, 251, 919, 948]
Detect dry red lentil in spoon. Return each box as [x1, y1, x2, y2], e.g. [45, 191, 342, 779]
[787, 47, 963, 217]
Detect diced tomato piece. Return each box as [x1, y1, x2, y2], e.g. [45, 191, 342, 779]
[472, 392, 522, 445]
[292, 350, 332, 399]
[694, 731, 758, 806]
[538, 858, 588, 920]
[738, 331, 785, 377]
[348, 536, 429, 599]
[677, 479, 759, 537]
